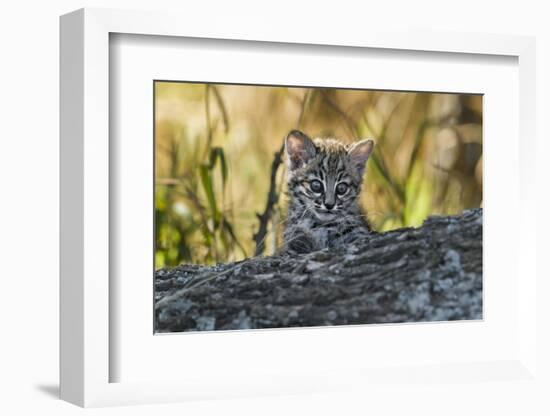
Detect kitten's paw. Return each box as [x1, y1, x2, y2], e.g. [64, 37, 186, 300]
[284, 232, 318, 254]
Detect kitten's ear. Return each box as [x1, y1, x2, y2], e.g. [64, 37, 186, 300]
[285, 130, 317, 170]
[348, 139, 374, 176]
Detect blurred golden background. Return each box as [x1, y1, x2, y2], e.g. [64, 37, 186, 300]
[155, 82, 482, 268]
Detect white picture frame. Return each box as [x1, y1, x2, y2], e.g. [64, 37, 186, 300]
[60, 7, 538, 408]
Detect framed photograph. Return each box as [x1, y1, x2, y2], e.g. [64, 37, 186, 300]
[152, 81, 484, 334]
[60, 8, 538, 408]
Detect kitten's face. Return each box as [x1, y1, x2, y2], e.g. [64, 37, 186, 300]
[285, 130, 374, 223]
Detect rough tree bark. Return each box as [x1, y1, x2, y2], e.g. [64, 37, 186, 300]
[155, 208, 482, 332]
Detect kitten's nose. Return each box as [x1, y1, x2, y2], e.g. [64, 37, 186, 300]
[324, 202, 335, 210]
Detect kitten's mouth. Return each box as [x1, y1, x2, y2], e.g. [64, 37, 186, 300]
[315, 211, 338, 222]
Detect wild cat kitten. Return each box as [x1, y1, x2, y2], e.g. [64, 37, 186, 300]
[283, 130, 374, 254]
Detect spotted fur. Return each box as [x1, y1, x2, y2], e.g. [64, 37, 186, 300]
[283, 130, 375, 254]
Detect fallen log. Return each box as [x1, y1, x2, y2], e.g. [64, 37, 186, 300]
[155, 208, 482, 332]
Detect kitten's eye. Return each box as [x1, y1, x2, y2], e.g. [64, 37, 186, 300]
[336, 182, 348, 195]
[309, 180, 323, 193]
